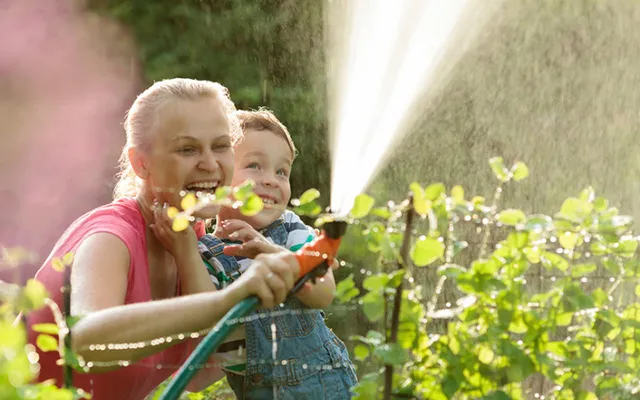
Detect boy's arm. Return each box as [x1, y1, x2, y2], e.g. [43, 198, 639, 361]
[284, 212, 337, 309]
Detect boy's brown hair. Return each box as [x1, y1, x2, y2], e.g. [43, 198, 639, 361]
[235, 108, 297, 159]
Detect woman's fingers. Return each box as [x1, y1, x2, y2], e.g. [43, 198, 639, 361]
[243, 252, 300, 308]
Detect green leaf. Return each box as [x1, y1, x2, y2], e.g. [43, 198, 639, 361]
[576, 392, 597, 400]
[484, 391, 512, 400]
[511, 161, 529, 181]
[361, 292, 385, 322]
[559, 197, 592, 221]
[524, 214, 553, 231]
[214, 185, 231, 200]
[541, 252, 569, 272]
[497, 209, 526, 226]
[635, 284, 640, 298]
[489, 157, 510, 182]
[298, 188, 320, 205]
[233, 179, 255, 201]
[571, 263, 597, 277]
[424, 183, 446, 201]
[363, 274, 389, 292]
[36, 334, 59, 352]
[558, 231, 580, 250]
[239, 193, 264, 216]
[295, 201, 322, 216]
[410, 182, 431, 215]
[32, 323, 59, 335]
[373, 343, 408, 365]
[451, 185, 464, 202]
[354, 344, 370, 361]
[477, 344, 495, 364]
[370, 207, 391, 219]
[335, 274, 360, 303]
[350, 194, 375, 219]
[411, 236, 445, 267]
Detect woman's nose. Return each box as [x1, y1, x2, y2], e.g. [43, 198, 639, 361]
[197, 151, 218, 172]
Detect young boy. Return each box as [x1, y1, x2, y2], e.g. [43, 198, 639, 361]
[198, 109, 356, 399]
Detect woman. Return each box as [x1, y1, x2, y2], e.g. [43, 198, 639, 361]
[27, 78, 302, 400]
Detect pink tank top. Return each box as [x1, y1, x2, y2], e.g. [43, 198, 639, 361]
[27, 198, 207, 400]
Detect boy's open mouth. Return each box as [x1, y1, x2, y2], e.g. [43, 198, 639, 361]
[258, 195, 277, 205]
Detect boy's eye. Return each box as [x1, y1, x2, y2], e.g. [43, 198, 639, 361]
[277, 169, 289, 177]
[247, 163, 260, 169]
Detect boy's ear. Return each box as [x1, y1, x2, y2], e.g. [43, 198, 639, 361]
[129, 146, 150, 179]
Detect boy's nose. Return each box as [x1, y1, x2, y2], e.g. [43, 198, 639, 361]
[261, 175, 278, 187]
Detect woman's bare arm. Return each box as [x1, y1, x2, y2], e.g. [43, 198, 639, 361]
[70, 233, 297, 372]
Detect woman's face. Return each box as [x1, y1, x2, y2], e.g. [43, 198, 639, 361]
[141, 97, 235, 219]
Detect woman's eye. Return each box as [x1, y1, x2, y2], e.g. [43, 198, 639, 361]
[178, 147, 196, 155]
[213, 143, 231, 151]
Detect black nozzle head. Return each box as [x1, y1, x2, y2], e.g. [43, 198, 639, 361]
[322, 220, 348, 239]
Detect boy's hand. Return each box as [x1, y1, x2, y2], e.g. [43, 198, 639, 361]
[216, 219, 283, 259]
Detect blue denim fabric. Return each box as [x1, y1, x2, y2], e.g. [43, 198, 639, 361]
[198, 213, 357, 399]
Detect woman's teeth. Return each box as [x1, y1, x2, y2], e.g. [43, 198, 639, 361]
[185, 182, 218, 192]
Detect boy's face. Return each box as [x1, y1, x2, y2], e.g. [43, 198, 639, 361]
[225, 128, 293, 229]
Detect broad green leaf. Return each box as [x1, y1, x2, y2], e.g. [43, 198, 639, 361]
[361, 292, 385, 322]
[635, 284, 640, 298]
[370, 207, 391, 219]
[295, 201, 322, 216]
[558, 231, 580, 250]
[172, 215, 190, 232]
[363, 274, 389, 292]
[559, 197, 592, 220]
[36, 334, 59, 352]
[373, 343, 408, 365]
[524, 214, 553, 231]
[214, 186, 231, 200]
[571, 263, 597, 277]
[32, 323, 59, 335]
[233, 180, 255, 201]
[335, 274, 360, 303]
[477, 344, 495, 364]
[489, 157, 510, 182]
[411, 236, 444, 267]
[541, 252, 569, 272]
[22, 279, 48, 311]
[354, 344, 370, 361]
[240, 193, 264, 216]
[451, 185, 464, 202]
[497, 209, 526, 226]
[166, 206, 179, 219]
[298, 188, 320, 205]
[410, 182, 431, 215]
[424, 183, 446, 201]
[350, 194, 375, 219]
[180, 192, 197, 210]
[484, 391, 511, 400]
[511, 161, 529, 181]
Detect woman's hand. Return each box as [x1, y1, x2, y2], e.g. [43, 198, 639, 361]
[231, 251, 300, 308]
[150, 202, 215, 294]
[150, 202, 198, 262]
[216, 219, 283, 258]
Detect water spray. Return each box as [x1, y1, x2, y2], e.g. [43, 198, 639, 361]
[158, 218, 348, 400]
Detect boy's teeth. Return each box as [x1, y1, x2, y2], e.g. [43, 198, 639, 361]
[262, 198, 275, 205]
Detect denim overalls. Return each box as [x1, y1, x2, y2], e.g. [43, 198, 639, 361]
[198, 215, 357, 399]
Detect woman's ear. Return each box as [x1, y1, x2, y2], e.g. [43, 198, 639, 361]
[128, 146, 150, 179]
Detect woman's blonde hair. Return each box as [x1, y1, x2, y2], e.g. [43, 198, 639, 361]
[113, 78, 241, 199]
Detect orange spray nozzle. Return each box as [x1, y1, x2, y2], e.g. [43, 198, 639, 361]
[293, 220, 348, 279]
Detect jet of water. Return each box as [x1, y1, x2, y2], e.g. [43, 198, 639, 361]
[326, 0, 501, 215]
